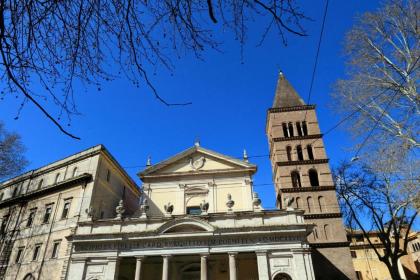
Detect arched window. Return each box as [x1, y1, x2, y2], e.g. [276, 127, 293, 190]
[313, 226, 319, 240]
[296, 122, 303, 136]
[291, 171, 302, 188]
[302, 121, 308, 135]
[296, 197, 301, 209]
[12, 187, 18, 197]
[324, 224, 330, 240]
[0, 193, 3, 201]
[286, 146, 292, 161]
[307, 196, 313, 212]
[296, 145, 304, 161]
[288, 122, 294, 137]
[318, 196, 325, 212]
[307, 145, 314, 160]
[37, 179, 43, 190]
[55, 173, 60, 184]
[23, 273, 35, 280]
[282, 123, 289, 137]
[309, 169, 319, 187]
[72, 167, 78, 177]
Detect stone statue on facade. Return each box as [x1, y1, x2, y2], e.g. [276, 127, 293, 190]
[252, 192, 262, 211]
[200, 200, 209, 215]
[283, 197, 294, 211]
[115, 200, 125, 219]
[139, 197, 149, 219]
[226, 194, 235, 212]
[164, 202, 174, 216]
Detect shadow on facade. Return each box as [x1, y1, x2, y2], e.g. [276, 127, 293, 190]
[311, 249, 351, 280]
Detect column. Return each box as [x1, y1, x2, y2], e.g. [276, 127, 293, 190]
[256, 251, 270, 280]
[135, 256, 145, 280]
[105, 257, 120, 280]
[162, 255, 171, 280]
[200, 254, 208, 280]
[67, 257, 86, 280]
[228, 252, 238, 280]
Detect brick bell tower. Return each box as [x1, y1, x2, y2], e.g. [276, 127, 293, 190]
[266, 72, 356, 280]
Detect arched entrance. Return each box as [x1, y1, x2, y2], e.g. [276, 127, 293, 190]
[273, 273, 292, 280]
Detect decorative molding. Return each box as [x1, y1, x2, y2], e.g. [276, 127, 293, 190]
[304, 213, 342, 219]
[0, 173, 92, 208]
[268, 105, 316, 113]
[276, 159, 329, 167]
[189, 156, 206, 171]
[309, 242, 351, 248]
[272, 134, 323, 142]
[281, 186, 336, 193]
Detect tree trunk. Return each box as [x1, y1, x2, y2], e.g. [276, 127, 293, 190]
[389, 261, 403, 280]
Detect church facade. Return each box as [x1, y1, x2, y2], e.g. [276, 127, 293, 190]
[0, 73, 355, 280]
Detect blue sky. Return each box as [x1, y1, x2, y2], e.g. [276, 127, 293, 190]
[0, 0, 382, 208]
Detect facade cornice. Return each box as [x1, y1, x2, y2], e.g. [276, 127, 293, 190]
[304, 213, 342, 219]
[141, 168, 257, 181]
[272, 134, 323, 142]
[309, 242, 351, 248]
[0, 173, 92, 208]
[276, 159, 329, 167]
[268, 105, 316, 113]
[280, 186, 336, 193]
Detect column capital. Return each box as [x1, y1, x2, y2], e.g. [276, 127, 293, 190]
[228, 252, 238, 257]
[72, 257, 88, 263]
[162, 254, 172, 259]
[200, 253, 209, 259]
[107, 256, 119, 262]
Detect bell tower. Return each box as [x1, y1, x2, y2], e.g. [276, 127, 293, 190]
[266, 72, 356, 280]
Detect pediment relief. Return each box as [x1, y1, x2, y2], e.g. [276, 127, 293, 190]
[139, 146, 256, 178]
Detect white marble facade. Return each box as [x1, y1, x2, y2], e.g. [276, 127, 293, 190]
[66, 144, 315, 280]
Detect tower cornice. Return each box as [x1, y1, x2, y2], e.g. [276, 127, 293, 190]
[276, 159, 329, 167]
[272, 134, 323, 142]
[268, 104, 316, 113]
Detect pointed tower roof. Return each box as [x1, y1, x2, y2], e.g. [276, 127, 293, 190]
[272, 71, 305, 108]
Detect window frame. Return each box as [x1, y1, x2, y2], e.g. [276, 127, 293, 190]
[51, 240, 61, 259]
[43, 204, 53, 224]
[61, 200, 72, 220]
[15, 247, 25, 263]
[26, 208, 37, 227]
[32, 244, 41, 261]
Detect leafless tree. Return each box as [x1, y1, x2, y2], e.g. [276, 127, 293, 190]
[333, 0, 419, 153]
[0, 0, 308, 139]
[335, 147, 419, 280]
[0, 122, 27, 181]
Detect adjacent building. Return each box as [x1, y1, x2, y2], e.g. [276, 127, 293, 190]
[0, 146, 140, 280]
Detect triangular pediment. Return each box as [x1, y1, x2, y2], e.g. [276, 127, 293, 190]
[139, 146, 256, 178]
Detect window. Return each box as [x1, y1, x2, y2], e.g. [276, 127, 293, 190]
[54, 173, 60, 184]
[318, 196, 325, 213]
[302, 121, 308, 136]
[72, 167, 78, 177]
[1, 215, 9, 233]
[0, 192, 3, 201]
[32, 244, 41, 261]
[307, 145, 314, 160]
[291, 171, 302, 188]
[296, 145, 304, 161]
[356, 271, 363, 280]
[351, 251, 357, 258]
[15, 247, 25, 263]
[37, 179, 43, 190]
[295, 197, 301, 209]
[43, 204, 53, 223]
[309, 169, 319, 187]
[355, 235, 364, 242]
[307, 197, 313, 213]
[27, 209, 37, 227]
[282, 123, 289, 138]
[51, 241, 60, 258]
[286, 146, 292, 161]
[186, 206, 201, 215]
[106, 169, 111, 182]
[313, 226, 319, 240]
[288, 122, 294, 137]
[61, 201, 71, 219]
[324, 224, 330, 240]
[296, 122, 303, 136]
